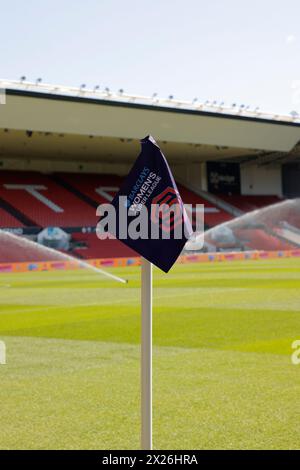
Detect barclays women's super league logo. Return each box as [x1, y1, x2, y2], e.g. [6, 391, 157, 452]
[125, 167, 162, 213]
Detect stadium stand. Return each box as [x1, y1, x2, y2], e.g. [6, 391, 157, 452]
[53, 172, 123, 205]
[176, 184, 233, 226]
[71, 233, 137, 259]
[0, 171, 97, 227]
[274, 224, 300, 246]
[234, 228, 296, 251]
[217, 195, 282, 213]
[53, 175, 231, 227]
[277, 208, 300, 230]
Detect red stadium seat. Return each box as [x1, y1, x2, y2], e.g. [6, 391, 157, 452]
[234, 228, 295, 251]
[54, 172, 123, 204]
[71, 232, 137, 259]
[0, 207, 25, 228]
[219, 194, 282, 213]
[0, 171, 97, 227]
[176, 184, 232, 226]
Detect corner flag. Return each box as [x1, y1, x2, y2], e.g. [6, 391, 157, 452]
[106, 135, 193, 450]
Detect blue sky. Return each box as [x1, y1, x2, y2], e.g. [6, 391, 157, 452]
[1, 0, 300, 114]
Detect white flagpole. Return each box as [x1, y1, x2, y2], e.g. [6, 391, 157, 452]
[141, 257, 153, 450]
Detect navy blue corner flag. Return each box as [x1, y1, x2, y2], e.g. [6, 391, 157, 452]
[110, 136, 193, 272]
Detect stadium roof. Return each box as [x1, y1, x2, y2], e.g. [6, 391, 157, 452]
[1, 79, 300, 165]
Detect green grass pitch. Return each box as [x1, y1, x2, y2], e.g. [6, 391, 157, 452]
[0, 258, 300, 449]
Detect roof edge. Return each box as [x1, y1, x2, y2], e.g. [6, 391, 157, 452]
[4, 88, 300, 129]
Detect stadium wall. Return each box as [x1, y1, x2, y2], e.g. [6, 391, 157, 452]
[173, 161, 283, 197]
[240, 164, 282, 196]
[172, 162, 207, 191]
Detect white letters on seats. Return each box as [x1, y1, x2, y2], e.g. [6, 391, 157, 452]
[95, 187, 119, 202]
[4, 184, 64, 213]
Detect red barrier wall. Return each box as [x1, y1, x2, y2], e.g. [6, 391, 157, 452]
[1, 250, 300, 273]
